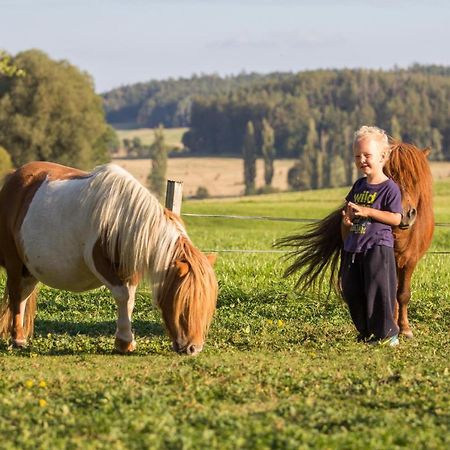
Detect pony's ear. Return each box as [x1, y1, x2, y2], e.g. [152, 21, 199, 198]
[174, 259, 190, 277]
[423, 147, 431, 158]
[206, 253, 217, 266]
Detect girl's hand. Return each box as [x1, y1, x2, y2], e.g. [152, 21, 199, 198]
[342, 204, 353, 226]
[348, 201, 370, 218]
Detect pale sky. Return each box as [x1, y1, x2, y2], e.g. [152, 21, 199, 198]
[1, 0, 449, 93]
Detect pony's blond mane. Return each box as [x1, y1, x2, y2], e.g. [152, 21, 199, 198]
[158, 237, 218, 340]
[81, 164, 182, 297]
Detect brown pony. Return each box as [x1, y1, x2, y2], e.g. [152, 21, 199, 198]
[276, 141, 434, 338]
[0, 161, 218, 355]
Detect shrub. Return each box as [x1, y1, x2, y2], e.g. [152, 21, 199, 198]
[195, 186, 210, 199]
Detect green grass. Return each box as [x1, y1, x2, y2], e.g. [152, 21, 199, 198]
[1, 180, 449, 449]
[114, 127, 187, 149]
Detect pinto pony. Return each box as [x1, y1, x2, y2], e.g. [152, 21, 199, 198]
[276, 141, 434, 338]
[0, 162, 218, 355]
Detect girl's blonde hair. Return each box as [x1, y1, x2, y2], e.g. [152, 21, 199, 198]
[353, 125, 391, 158]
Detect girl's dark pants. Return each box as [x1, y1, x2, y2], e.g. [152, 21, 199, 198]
[341, 245, 399, 340]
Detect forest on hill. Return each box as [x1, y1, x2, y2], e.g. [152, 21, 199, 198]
[103, 65, 450, 164]
[104, 65, 450, 191]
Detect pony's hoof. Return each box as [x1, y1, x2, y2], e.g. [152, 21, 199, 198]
[114, 338, 136, 353]
[12, 338, 27, 348]
[400, 329, 414, 339]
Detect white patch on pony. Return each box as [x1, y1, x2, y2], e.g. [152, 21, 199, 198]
[20, 164, 187, 302]
[20, 177, 102, 291]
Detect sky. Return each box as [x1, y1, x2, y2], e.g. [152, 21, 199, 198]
[1, 0, 449, 93]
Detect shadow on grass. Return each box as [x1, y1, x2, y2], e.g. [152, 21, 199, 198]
[0, 320, 169, 356]
[34, 319, 166, 337]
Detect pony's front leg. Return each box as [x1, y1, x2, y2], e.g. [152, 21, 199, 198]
[397, 264, 415, 339]
[111, 284, 137, 353]
[88, 240, 139, 353]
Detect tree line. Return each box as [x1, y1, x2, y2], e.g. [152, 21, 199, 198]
[183, 68, 450, 191]
[3, 49, 450, 196]
[104, 66, 450, 191]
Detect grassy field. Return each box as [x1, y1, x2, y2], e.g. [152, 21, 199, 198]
[115, 127, 187, 149]
[0, 180, 449, 449]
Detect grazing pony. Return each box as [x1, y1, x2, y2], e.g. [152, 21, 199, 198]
[277, 141, 434, 338]
[0, 162, 218, 355]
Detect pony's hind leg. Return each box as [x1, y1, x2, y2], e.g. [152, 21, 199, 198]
[0, 270, 38, 347]
[397, 265, 415, 339]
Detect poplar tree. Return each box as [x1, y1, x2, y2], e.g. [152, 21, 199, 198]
[303, 118, 318, 189]
[430, 128, 444, 161]
[148, 125, 167, 199]
[390, 116, 402, 140]
[261, 118, 276, 186]
[242, 121, 257, 195]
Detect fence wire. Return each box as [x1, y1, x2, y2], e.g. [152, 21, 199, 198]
[183, 213, 450, 255]
[183, 212, 450, 227]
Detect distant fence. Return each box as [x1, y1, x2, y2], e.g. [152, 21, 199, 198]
[164, 180, 450, 255]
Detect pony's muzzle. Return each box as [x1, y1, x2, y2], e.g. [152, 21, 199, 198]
[172, 342, 203, 356]
[399, 207, 417, 230]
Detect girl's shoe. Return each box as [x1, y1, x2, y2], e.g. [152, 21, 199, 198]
[367, 335, 399, 347]
[387, 335, 399, 347]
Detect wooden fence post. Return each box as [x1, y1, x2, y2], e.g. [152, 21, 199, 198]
[165, 180, 183, 215]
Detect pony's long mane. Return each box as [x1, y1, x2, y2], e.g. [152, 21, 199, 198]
[81, 164, 181, 289]
[159, 237, 218, 339]
[81, 164, 217, 332]
[385, 140, 433, 207]
[276, 140, 434, 291]
[385, 140, 434, 267]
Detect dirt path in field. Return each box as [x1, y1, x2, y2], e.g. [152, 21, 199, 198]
[112, 157, 450, 198]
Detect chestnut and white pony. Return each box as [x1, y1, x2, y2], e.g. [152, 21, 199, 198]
[0, 162, 218, 355]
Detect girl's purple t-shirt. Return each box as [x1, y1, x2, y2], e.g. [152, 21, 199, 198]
[344, 177, 403, 253]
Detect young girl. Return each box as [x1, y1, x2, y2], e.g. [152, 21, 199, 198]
[341, 126, 403, 346]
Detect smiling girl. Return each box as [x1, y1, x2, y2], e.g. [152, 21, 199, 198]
[341, 126, 403, 346]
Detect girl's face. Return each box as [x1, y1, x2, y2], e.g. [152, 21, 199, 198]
[353, 138, 386, 178]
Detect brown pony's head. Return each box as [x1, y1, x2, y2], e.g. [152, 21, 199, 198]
[384, 140, 433, 230]
[158, 238, 218, 356]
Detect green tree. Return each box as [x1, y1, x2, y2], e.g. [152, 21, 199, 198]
[0, 50, 109, 169]
[0, 146, 13, 179]
[261, 118, 276, 186]
[328, 154, 347, 187]
[148, 125, 167, 199]
[0, 50, 25, 77]
[390, 116, 402, 140]
[430, 127, 444, 161]
[242, 121, 257, 195]
[100, 125, 120, 155]
[303, 118, 318, 189]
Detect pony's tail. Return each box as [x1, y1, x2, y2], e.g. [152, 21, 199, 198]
[275, 207, 344, 293]
[0, 287, 38, 340]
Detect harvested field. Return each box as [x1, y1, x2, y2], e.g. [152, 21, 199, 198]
[112, 157, 450, 198]
[112, 157, 297, 197]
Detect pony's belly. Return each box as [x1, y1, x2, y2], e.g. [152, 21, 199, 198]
[19, 178, 102, 292]
[22, 241, 101, 292]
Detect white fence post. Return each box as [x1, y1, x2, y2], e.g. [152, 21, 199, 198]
[165, 180, 183, 215]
